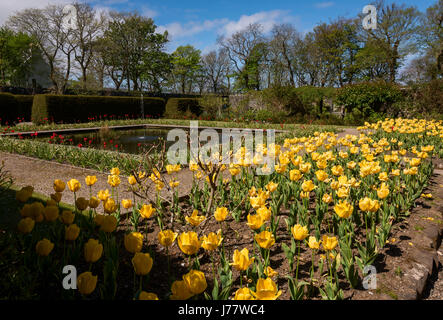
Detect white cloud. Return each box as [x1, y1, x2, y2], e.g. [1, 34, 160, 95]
[0, 0, 71, 25]
[315, 2, 335, 9]
[222, 10, 296, 36]
[141, 5, 158, 18]
[159, 10, 299, 41]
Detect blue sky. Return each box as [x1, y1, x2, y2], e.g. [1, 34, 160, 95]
[0, 0, 438, 53]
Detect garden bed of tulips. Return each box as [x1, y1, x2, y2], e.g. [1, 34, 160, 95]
[2, 118, 442, 300]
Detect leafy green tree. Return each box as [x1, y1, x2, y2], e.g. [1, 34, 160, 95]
[171, 45, 202, 94]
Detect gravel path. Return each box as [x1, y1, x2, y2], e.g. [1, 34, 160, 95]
[0, 151, 195, 211]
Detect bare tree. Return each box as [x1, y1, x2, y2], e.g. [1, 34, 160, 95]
[201, 48, 230, 93]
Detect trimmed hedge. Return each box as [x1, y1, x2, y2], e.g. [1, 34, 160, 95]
[14, 95, 34, 122]
[164, 98, 203, 119]
[31, 94, 166, 124]
[0, 93, 18, 125]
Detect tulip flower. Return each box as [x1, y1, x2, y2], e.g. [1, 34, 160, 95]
[84, 238, 103, 263]
[17, 217, 35, 234]
[77, 272, 97, 295]
[75, 197, 89, 211]
[67, 179, 81, 192]
[94, 214, 105, 226]
[158, 230, 178, 247]
[170, 280, 194, 300]
[124, 232, 144, 253]
[291, 224, 309, 241]
[97, 189, 110, 202]
[53, 180, 65, 193]
[43, 205, 59, 222]
[322, 235, 338, 251]
[100, 215, 117, 233]
[128, 175, 137, 185]
[255, 230, 275, 249]
[65, 224, 80, 241]
[121, 199, 132, 210]
[139, 204, 156, 220]
[183, 270, 207, 295]
[234, 287, 255, 300]
[139, 292, 159, 300]
[231, 248, 254, 271]
[110, 167, 120, 176]
[132, 252, 153, 276]
[177, 231, 201, 256]
[247, 213, 264, 230]
[251, 278, 282, 300]
[88, 197, 100, 209]
[334, 200, 353, 219]
[36, 238, 54, 256]
[185, 209, 205, 227]
[257, 206, 272, 221]
[214, 207, 229, 222]
[103, 198, 117, 214]
[50, 192, 63, 203]
[201, 230, 223, 251]
[85, 175, 97, 186]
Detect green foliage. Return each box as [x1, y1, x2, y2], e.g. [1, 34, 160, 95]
[164, 98, 202, 119]
[257, 86, 305, 115]
[198, 94, 224, 120]
[294, 86, 337, 114]
[31, 94, 165, 124]
[336, 81, 403, 118]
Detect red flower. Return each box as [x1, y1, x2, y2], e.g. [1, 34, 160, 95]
[78, 143, 83, 148]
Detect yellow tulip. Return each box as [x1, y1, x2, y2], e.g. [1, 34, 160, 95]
[85, 175, 97, 186]
[84, 238, 103, 263]
[110, 167, 120, 176]
[377, 183, 390, 199]
[201, 230, 223, 251]
[53, 180, 65, 193]
[256, 206, 272, 221]
[322, 235, 338, 251]
[254, 230, 275, 249]
[77, 272, 97, 295]
[315, 170, 328, 182]
[35, 238, 54, 256]
[291, 224, 309, 241]
[251, 278, 282, 300]
[246, 213, 264, 230]
[185, 209, 205, 227]
[308, 236, 320, 250]
[289, 169, 302, 181]
[67, 179, 81, 192]
[89, 196, 100, 209]
[121, 199, 132, 209]
[124, 232, 144, 253]
[301, 180, 316, 192]
[139, 204, 156, 220]
[97, 189, 110, 201]
[17, 217, 35, 234]
[107, 174, 121, 187]
[50, 192, 63, 203]
[359, 197, 372, 212]
[100, 215, 117, 233]
[183, 270, 207, 294]
[132, 252, 153, 275]
[265, 181, 278, 193]
[158, 229, 178, 247]
[177, 231, 201, 255]
[264, 266, 278, 278]
[65, 224, 80, 241]
[214, 207, 229, 222]
[234, 287, 255, 300]
[75, 197, 89, 211]
[170, 280, 194, 300]
[231, 248, 254, 271]
[322, 193, 332, 204]
[94, 214, 105, 226]
[128, 175, 137, 185]
[334, 200, 353, 219]
[139, 292, 159, 300]
[103, 198, 117, 214]
[43, 205, 59, 222]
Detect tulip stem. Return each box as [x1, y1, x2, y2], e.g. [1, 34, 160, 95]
[295, 241, 300, 283]
[139, 275, 143, 292]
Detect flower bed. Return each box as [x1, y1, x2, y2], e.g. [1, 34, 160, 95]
[1, 118, 442, 300]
